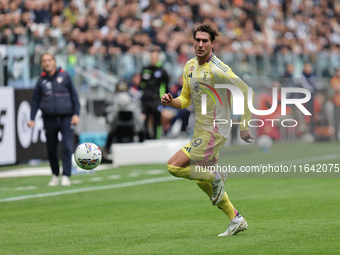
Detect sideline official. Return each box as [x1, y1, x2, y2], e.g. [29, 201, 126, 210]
[28, 53, 80, 186]
[140, 48, 169, 139]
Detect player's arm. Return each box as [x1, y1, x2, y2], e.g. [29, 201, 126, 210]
[28, 78, 42, 128]
[220, 67, 254, 143]
[161, 93, 181, 108]
[161, 70, 191, 109]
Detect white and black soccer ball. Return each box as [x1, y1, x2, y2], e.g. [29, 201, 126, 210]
[74, 142, 102, 170]
[257, 135, 273, 153]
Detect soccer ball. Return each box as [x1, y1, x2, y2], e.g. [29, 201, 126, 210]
[257, 135, 273, 153]
[74, 142, 102, 170]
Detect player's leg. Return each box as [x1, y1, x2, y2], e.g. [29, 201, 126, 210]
[194, 131, 248, 235]
[196, 179, 247, 236]
[167, 143, 216, 181]
[190, 132, 230, 205]
[60, 116, 73, 177]
[167, 131, 226, 205]
[104, 127, 115, 153]
[217, 214, 248, 236]
[167, 148, 190, 178]
[142, 102, 150, 139]
[43, 117, 60, 186]
[59, 116, 74, 186]
[196, 180, 237, 218]
[152, 102, 162, 139]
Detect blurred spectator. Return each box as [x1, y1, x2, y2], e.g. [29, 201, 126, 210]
[63, 1, 78, 26]
[129, 73, 142, 102]
[129, 73, 141, 93]
[3, 0, 340, 142]
[256, 80, 290, 141]
[312, 93, 334, 141]
[140, 48, 169, 139]
[330, 68, 340, 141]
[283, 63, 294, 80]
[103, 80, 144, 158]
[301, 62, 322, 135]
[1, 0, 340, 83]
[33, 1, 51, 24]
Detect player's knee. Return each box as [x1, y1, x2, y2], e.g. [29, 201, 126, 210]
[196, 180, 212, 198]
[167, 164, 181, 178]
[196, 180, 204, 185]
[196, 180, 210, 189]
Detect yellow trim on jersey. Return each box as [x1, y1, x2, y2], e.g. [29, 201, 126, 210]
[181, 142, 191, 158]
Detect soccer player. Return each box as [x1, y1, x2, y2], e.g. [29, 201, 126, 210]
[161, 23, 253, 236]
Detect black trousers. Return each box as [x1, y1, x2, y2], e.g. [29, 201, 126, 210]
[142, 100, 161, 139]
[43, 115, 74, 177]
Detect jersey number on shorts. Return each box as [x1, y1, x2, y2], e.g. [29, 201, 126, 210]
[192, 138, 202, 147]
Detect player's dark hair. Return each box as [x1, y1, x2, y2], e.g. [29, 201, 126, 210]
[40, 53, 55, 64]
[193, 23, 220, 42]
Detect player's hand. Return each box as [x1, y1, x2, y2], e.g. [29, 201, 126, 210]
[27, 120, 34, 128]
[71, 115, 79, 125]
[240, 129, 253, 143]
[161, 93, 173, 106]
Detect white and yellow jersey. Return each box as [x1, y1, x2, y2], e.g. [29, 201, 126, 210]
[177, 54, 253, 138]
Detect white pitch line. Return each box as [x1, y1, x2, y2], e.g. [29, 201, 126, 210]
[0, 164, 113, 179]
[14, 186, 37, 191]
[147, 169, 166, 175]
[70, 180, 83, 184]
[271, 154, 339, 166]
[107, 175, 121, 180]
[0, 176, 178, 203]
[128, 172, 141, 177]
[88, 177, 104, 182]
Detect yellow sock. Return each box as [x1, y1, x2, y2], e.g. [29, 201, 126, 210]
[217, 191, 237, 220]
[167, 164, 215, 181]
[196, 180, 237, 220]
[195, 179, 212, 196]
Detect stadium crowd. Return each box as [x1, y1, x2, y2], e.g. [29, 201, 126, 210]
[1, 0, 340, 77]
[1, 0, 340, 141]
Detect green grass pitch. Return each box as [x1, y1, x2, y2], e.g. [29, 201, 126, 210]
[0, 141, 339, 254]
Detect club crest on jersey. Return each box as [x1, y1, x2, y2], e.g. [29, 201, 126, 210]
[190, 66, 194, 71]
[203, 71, 208, 81]
[57, 77, 63, 83]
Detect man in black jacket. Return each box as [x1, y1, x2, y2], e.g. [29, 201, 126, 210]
[28, 53, 80, 186]
[140, 48, 169, 139]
